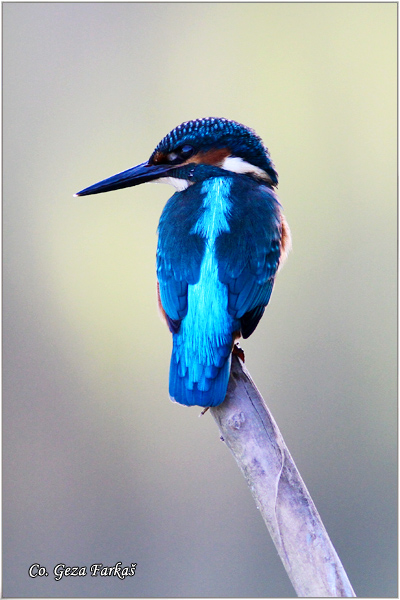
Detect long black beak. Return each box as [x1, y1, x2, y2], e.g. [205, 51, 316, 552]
[75, 161, 174, 197]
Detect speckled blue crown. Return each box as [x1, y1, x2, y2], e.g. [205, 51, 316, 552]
[151, 117, 278, 185]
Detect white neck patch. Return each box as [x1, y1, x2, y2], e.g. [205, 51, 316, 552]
[221, 156, 271, 181]
[153, 176, 190, 191]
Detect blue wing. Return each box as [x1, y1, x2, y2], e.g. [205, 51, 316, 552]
[157, 187, 205, 331]
[216, 179, 283, 338]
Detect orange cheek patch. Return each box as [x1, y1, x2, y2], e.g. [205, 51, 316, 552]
[151, 147, 231, 168]
[193, 148, 230, 166]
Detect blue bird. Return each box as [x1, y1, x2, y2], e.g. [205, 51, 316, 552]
[75, 117, 291, 408]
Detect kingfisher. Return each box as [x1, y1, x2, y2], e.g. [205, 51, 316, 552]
[76, 117, 291, 408]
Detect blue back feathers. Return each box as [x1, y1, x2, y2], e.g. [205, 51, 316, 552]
[157, 159, 283, 407]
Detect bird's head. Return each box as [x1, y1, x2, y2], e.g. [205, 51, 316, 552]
[75, 117, 278, 197]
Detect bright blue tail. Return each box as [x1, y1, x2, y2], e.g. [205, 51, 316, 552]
[169, 337, 232, 407]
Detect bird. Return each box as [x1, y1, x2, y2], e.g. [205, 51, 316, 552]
[75, 117, 291, 408]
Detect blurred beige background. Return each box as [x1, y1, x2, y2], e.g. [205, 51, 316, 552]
[3, 2, 397, 597]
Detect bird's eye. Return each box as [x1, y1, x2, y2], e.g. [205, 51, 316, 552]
[166, 145, 195, 165]
[180, 145, 194, 158]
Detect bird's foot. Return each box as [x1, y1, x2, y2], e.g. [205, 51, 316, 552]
[232, 342, 245, 362]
